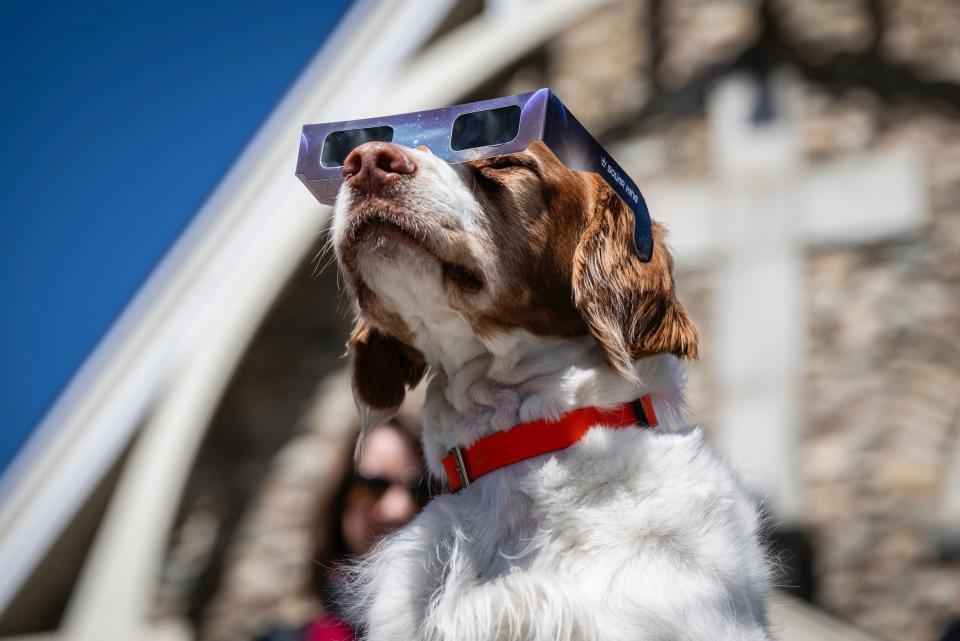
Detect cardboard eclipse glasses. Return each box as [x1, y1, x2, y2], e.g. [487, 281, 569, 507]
[296, 88, 653, 261]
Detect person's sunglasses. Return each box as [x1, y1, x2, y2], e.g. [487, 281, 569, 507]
[349, 471, 438, 509]
[295, 88, 654, 262]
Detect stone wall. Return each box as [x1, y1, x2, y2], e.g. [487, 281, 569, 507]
[537, 1, 960, 639]
[804, 105, 960, 641]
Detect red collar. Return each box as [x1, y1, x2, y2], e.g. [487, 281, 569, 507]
[441, 396, 657, 492]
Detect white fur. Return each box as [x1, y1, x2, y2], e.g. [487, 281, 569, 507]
[333, 148, 772, 640]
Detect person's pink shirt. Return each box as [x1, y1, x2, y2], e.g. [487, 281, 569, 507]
[306, 614, 354, 641]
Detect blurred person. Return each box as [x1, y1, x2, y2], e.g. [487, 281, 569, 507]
[333, 420, 430, 558]
[255, 419, 433, 641]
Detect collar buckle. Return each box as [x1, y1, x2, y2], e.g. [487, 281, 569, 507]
[449, 446, 471, 489]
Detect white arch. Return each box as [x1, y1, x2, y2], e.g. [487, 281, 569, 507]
[0, 0, 455, 623]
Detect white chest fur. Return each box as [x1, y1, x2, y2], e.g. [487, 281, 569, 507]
[342, 422, 771, 641]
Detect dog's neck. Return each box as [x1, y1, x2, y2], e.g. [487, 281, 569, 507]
[359, 264, 688, 477]
[410, 320, 688, 478]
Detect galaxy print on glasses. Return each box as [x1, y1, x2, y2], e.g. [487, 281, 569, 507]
[295, 89, 653, 262]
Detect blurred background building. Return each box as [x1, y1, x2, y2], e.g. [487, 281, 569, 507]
[1, 1, 958, 640]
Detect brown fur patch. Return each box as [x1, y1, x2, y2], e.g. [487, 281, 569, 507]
[466, 142, 699, 372]
[347, 318, 426, 410]
[571, 178, 699, 377]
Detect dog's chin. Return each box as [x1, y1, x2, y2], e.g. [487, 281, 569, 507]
[344, 210, 486, 300]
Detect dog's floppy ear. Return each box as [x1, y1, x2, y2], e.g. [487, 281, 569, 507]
[347, 318, 427, 430]
[572, 177, 699, 380]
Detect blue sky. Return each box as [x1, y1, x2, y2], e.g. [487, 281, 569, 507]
[0, 0, 352, 472]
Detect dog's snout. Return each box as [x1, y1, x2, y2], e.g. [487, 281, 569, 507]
[343, 142, 415, 194]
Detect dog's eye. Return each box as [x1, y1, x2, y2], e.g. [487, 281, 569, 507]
[476, 158, 533, 182]
[472, 157, 534, 190]
[486, 158, 526, 171]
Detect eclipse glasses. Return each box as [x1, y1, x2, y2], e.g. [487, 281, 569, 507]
[296, 88, 653, 261]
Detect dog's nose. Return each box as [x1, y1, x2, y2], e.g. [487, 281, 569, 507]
[343, 142, 415, 194]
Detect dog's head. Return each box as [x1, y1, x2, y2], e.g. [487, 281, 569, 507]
[332, 140, 697, 419]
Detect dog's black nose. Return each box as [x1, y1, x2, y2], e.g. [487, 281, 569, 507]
[343, 142, 415, 194]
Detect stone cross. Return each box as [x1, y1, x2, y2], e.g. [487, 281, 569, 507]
[637, 75, 925, 522]
[940, 436, 960, 546]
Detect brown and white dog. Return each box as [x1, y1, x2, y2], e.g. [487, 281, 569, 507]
[332, 140, 771, 641]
